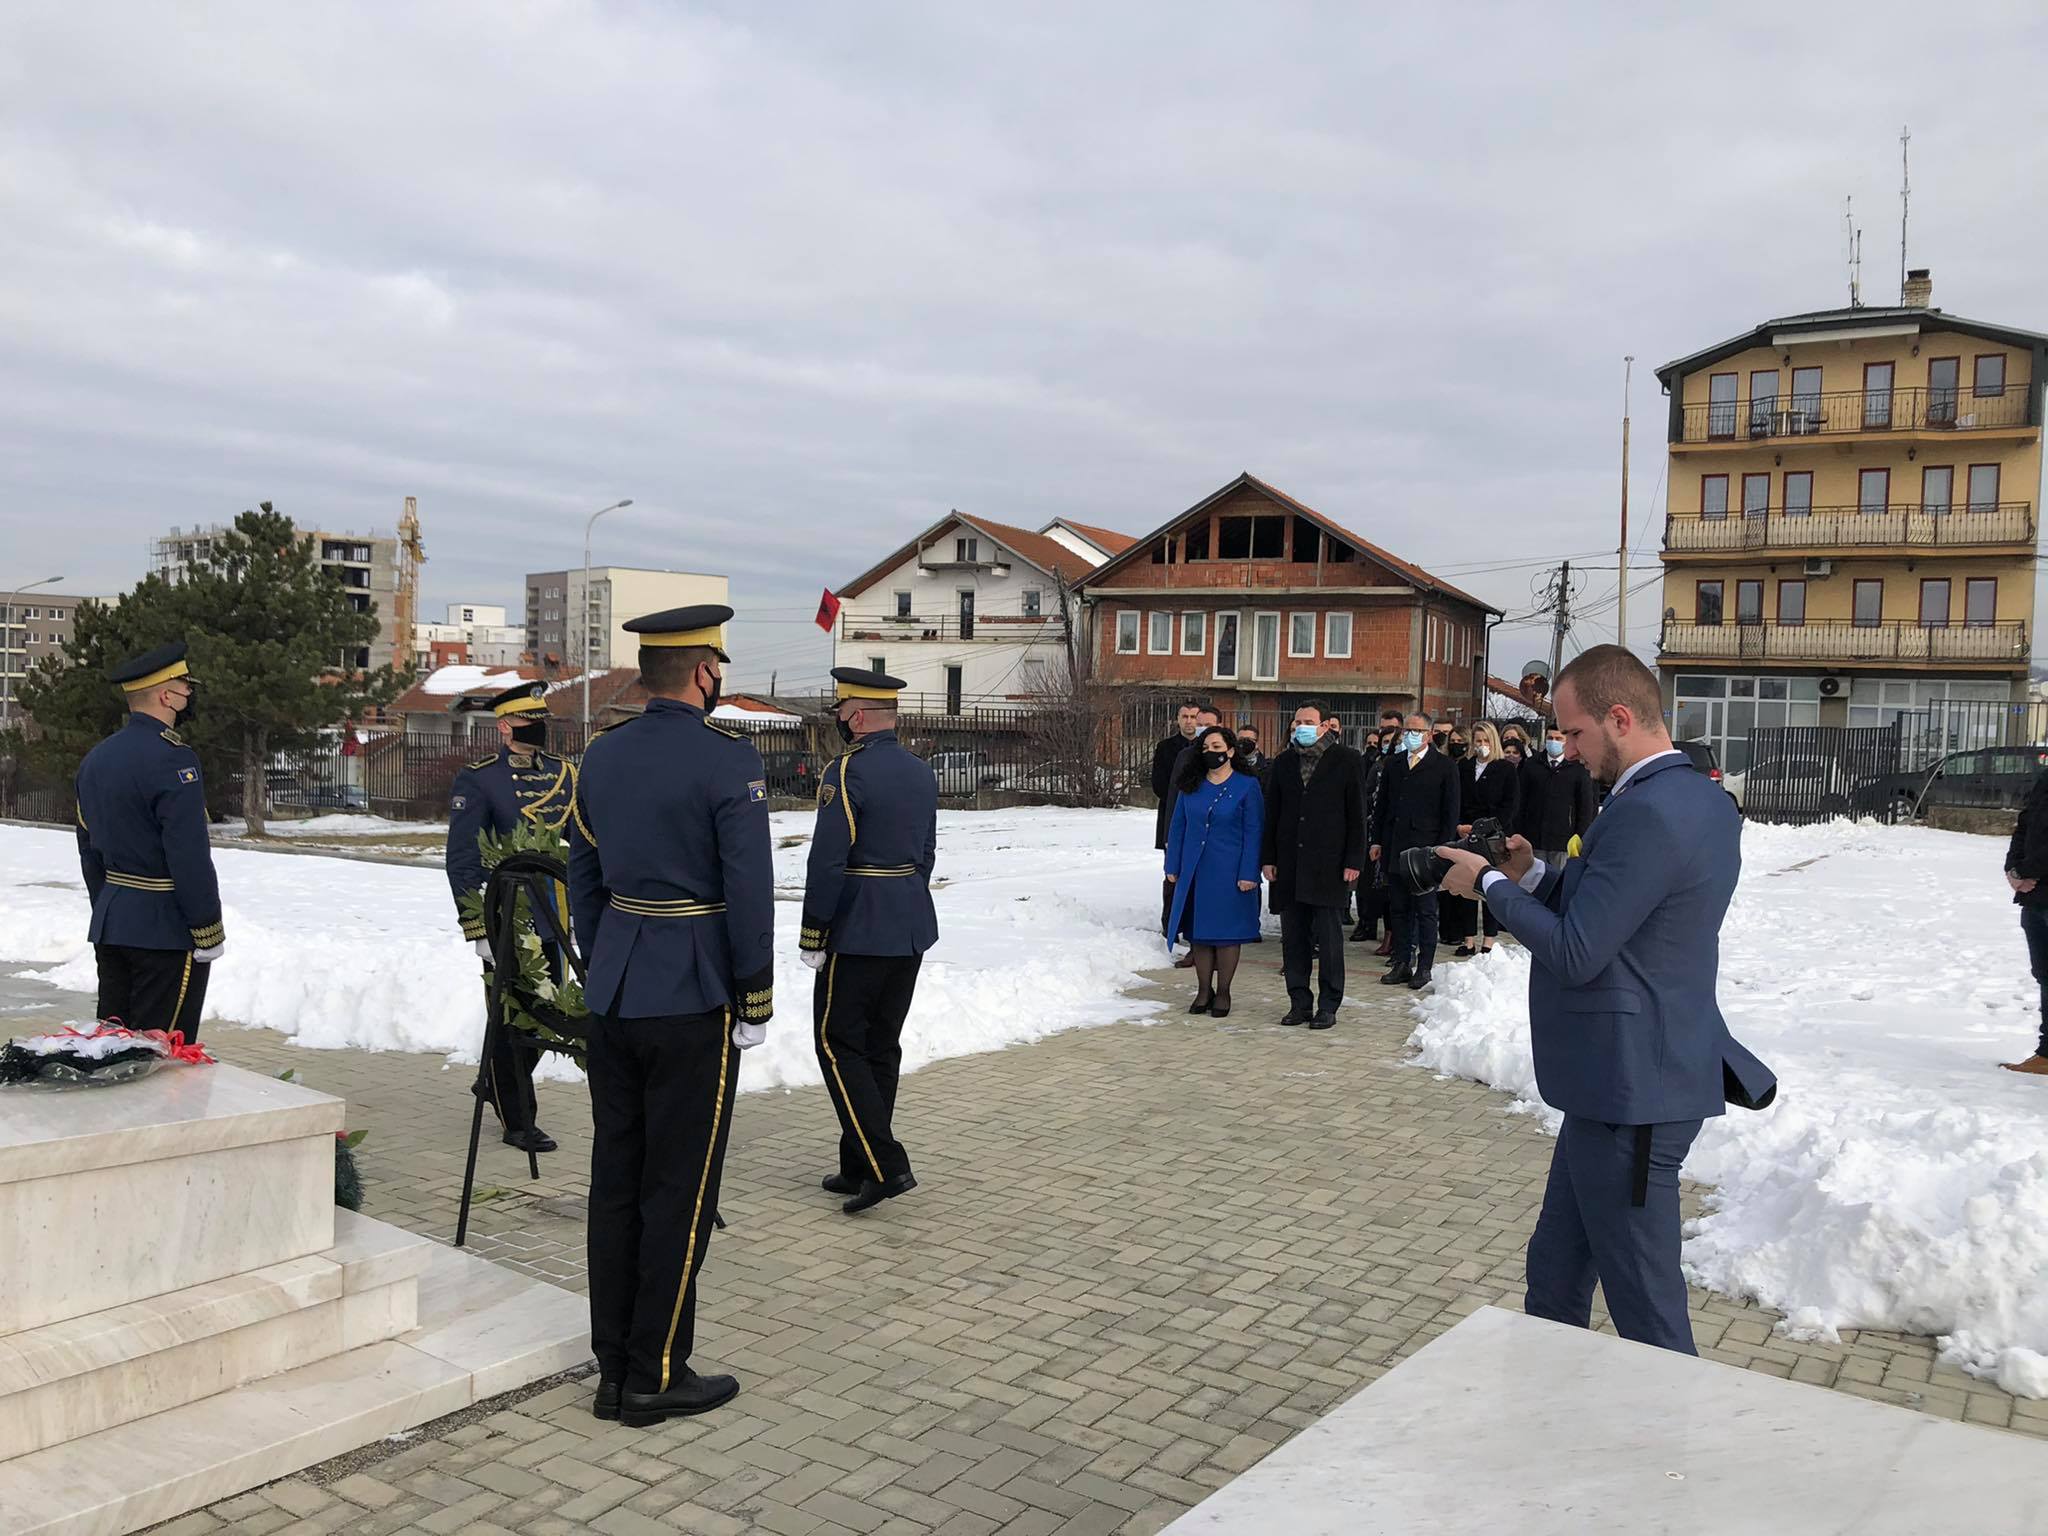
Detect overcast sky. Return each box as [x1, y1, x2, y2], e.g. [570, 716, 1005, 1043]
[5, 2, 2046, 688]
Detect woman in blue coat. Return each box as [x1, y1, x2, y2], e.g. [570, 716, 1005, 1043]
[1165, 725, 1265, 1018]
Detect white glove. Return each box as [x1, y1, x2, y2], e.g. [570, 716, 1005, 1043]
[193, 944, 224, 964]
[731, 1019, 767, 1050]
[801, 950, 827, 971]
[474, 938, 494, 961]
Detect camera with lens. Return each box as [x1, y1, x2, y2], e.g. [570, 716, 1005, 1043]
[1396, 817, 1512, 895]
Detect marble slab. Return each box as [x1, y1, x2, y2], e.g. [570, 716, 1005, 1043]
[1160, 1307, 2048, 1535]
[0, 1224, 589, 1536]
[0, 1135, 334, 1334]
[0, 1064, 343, 1185]
[328, 1208, 436, 1295]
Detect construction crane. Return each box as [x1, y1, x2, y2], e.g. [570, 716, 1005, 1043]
[395, 495, 426, 673]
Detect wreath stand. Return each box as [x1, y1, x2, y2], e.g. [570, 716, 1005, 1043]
[454, 850, 587, 1247]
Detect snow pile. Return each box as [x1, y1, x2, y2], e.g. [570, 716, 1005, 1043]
[0, 808, 1165, 1097]
[1411, 820, 2048, 1397]
[417, 664, 532, 696]
[220, 815, 445, 839]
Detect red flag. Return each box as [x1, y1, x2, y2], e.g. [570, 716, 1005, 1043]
[814, 587, 842, 632]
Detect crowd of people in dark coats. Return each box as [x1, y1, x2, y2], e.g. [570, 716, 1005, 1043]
[1152, 699, 1601, 1025]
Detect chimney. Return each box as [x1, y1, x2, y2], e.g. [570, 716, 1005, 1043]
[1903, 267, 1933, 308]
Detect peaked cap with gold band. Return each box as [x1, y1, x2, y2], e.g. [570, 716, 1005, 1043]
[488, 680, 551, 718]
[624, 604, 732, 662]
[831, 665, 907, 703]
[109, 641, 197, 695]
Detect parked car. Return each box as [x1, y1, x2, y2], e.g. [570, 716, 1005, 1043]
[1671, 738, 1740, 812]
[999, 761, 1128, 802]
[270, 783, 370, 812]
[1858, 744, 2048, 822]
[926, 749, 1004, 796]
[758, 748, 817, 798]
[1722, 755, 1854, 817]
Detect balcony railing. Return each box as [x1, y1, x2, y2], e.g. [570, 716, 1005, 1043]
[1678, 385, 2031, 444]
[1660, 618, 2027, 664]
[1664, 502, 2035, 553]
[840, 613, 1056, 643]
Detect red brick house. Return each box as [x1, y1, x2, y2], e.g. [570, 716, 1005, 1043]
[1081, 474, 1498, 733]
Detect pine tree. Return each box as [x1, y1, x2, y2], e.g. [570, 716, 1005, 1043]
[17, 504, 406, 833]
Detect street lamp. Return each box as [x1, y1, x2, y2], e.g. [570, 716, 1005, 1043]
[1, 575, 63, 725]
[581, 501, 632, 736]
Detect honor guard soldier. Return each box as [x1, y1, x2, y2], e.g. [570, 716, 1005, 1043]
[801, 667, 939, 1215]
[445, 679, 576, 1155]
[568, 605, 774, 1427]
[74, 642, 224, 1039]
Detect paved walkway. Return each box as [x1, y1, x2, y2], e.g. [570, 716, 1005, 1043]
[7, 944, 2038, 1536]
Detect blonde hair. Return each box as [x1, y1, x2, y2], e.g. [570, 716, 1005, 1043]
[1469, 721, 1504, 759]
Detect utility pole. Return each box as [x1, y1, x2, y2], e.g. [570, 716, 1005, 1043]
[1548, 560, 1571, 692]
[1618, 356, 1633, 647]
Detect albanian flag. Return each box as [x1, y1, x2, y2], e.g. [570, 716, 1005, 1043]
[814, 588, 842, 631]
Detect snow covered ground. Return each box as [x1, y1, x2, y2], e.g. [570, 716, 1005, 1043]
[1410, 819, 2048, 1397]
[0, 809, 1165, 1096]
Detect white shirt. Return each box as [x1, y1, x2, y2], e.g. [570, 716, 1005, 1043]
[1479, 747, 1684, 896]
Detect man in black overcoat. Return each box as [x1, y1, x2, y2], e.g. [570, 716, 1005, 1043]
[1371, 710, 1460, 990]
[1260, 701, 1364, 1029]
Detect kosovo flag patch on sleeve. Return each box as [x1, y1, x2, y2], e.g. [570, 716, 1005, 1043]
[748, 780, 768, 803]
[177, 766, 198, 785]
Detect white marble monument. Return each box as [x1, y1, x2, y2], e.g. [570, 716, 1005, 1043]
[1161, 1306, 2048, 1536]
[0, 1063, 590, 1536]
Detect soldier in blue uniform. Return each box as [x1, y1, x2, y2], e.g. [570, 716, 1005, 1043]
[568, 605, 774, 1427]
[801, 667, 939, 1215]
[74, 642, 224, 1039]
[444, 679, 576, 1154]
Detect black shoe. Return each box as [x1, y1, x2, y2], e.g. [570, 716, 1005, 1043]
[842, 1172, 918, 1214]
[593, 1377, 622, 1421]
[503, 1126, 557, 1154]
[1308, 1012, 1337, 1030]
[619, 1370, 740, 1426]
[1209, 994, 1232, 1019]
[1379, 963, 1412, 986]
[821, 1173, 861, 1196]
[1407, 967, 1433, 991]
[1452, 945, 1477, 959]
[1278, 1009, 1308, 1026]
[1349, 925, 1374, 943]
[1188, 997, 1212, 1015]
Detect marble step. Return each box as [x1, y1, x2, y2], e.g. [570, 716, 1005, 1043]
[0, 1211, 433, 1461]
[0, 1229, 591, 1536]
[0, 1065, 345, 1333]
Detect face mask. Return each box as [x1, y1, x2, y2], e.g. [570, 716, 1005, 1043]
[1402, 730, 1425, 753]
[1291, 724, 1319, 748]
[171, 690, 196, 726]
[1475, 744, 1490, 759]
[510, 719, 548, 749]
[1237, 739, 1258, 758]
[1201, 749, 1229, 771]
[835, 714, 857, 745]
[699, 665, 723, 714]
[1448, 740, 1467, 758]
[1545, 739, 1565, 759]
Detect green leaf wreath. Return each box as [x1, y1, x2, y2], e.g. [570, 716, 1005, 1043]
[456, 821, 591, 1068]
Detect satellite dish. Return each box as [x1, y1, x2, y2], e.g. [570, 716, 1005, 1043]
[1519, 658, 1551, 682]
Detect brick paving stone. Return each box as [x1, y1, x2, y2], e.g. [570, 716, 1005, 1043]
[94, 937, 2039, 1536]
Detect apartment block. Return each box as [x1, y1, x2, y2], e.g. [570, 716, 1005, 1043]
[523, 568, 729, 673]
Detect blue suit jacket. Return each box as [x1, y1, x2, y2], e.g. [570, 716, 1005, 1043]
[799, 732, 939, 957]
[1484, 752, 1775, 1124]
[444, 746, 575, 942]
[567, 700, 775, 1022]
[74, 714, 225, 952]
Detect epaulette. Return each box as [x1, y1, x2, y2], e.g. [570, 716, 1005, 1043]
[466, 755, 497, 771]
[707, 721, 747, 741]
[160, 728, 189, 748]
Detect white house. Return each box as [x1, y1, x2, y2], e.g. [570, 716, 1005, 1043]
[833, 512, 1133, 712]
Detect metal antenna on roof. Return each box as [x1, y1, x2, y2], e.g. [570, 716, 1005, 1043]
[1844, 197, 1863, 308]
[1899, 125, 1911, 302]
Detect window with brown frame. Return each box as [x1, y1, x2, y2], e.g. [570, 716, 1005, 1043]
[1863, 361, 1895, 428]
[1776, 580, 1806, 626]
[1927, 356, 1960, 423]
[1749, 369, 1779, 435]
[1783, 471, 1813, 515]
[1922, 465, 1954, 515]
[1741, 473, 1770, 517]
[1974, 354, 2007, 398]
[1735, 580, 1762, 624]
[1707, 373, 1738, 438]
[1858, 468, 1890, 514]
[1853, 579, 1883, 627]
[1700, 474, 1730, 519]
[1696, 580, 1724, 626]
[1919, 578, 1951, 629]
[1966, 577, 1997, 627]
[1968, 463, 2001, 513]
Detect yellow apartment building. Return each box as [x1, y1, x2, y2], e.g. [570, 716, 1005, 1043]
[1653, 269, 2046, 771]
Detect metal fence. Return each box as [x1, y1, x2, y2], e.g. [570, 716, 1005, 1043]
[1740, 724, 1904, 826]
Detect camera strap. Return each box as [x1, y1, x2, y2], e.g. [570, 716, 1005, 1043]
[1629, 1124, 1652, 1209]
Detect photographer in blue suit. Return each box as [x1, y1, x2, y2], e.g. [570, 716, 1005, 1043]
[1433, 646, 1775, 1355]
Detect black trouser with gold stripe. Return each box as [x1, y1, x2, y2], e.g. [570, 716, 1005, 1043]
[585, 1009, 737, 1393]
[814, 953, 921, 1184]
[95, 945, 210, 1041]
